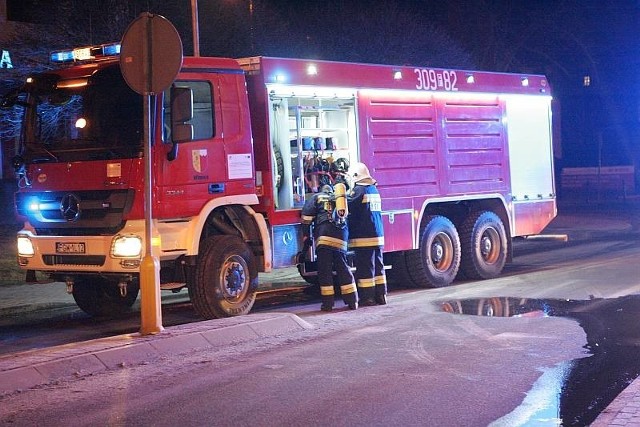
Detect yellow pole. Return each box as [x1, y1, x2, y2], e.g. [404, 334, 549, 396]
[140, 249, 163, 334]
[139, 68, 163, 334]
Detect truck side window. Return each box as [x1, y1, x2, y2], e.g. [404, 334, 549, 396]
[163, 81, 214, 142]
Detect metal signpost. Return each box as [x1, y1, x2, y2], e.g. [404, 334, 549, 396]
[120, 13, 183, 335]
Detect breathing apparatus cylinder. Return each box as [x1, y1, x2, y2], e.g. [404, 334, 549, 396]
[333, 182, 348, 223]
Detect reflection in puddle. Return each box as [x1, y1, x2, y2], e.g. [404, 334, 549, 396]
[441, 297, 554, 318]
[439, 295, 640, 426]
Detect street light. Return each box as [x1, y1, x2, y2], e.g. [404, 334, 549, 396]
[190, 0, 255, 57]
[249, 0, 254, 52]
[191, 0, 200, 57]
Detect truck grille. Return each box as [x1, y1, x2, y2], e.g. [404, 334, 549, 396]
[15, 189, 134, 236]
[42, 255, 106, 266]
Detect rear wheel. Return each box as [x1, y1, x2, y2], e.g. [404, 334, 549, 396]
[189, 235, 258, 319]
[459, 211, 508, 280]
[405, 215, 461, 288]
[72, 277, 139, 317]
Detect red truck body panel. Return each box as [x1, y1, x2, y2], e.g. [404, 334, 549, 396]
[241, 56, 555, 252]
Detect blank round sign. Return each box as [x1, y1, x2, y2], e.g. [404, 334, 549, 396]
[120, 13, 183, 95]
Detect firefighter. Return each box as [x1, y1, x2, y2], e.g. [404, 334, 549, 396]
[348, 162, 387, 306]
[301, 184, 358, 311]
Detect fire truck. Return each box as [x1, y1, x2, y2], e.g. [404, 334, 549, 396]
[1, 42, 556, 319]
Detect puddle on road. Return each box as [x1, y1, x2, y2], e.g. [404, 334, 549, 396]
[438, 295, 640, 426]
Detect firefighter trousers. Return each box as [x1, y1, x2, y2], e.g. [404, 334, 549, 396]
[316, 247, 358, 309]
[354, 247, 387, 302]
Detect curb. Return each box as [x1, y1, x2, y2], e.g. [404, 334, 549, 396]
[0, 312, 313, 395]
[591, 375, 640, 426]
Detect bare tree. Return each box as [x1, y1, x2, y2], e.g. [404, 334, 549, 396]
[0, 0, 190, 144]
[0, 20, 58, 144]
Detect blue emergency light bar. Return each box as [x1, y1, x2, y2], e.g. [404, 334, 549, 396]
[50, 42, 121, 63]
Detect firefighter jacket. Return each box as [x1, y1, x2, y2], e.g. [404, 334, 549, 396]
[301, 190, 349, 253]
[348, 183, 384, 249]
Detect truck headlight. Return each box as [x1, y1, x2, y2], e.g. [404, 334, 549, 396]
[111, 235, 142, 258]
[17, 236, 35, 257]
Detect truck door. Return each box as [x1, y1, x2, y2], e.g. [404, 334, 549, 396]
[155, 77, 227, 218]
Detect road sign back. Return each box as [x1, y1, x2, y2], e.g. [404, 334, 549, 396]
[120, 13, 183, 95]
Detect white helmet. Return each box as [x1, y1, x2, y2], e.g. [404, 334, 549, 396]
[351, 162, 375, 184]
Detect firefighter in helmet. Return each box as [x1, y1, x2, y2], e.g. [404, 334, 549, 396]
[347, 162, 387, 306]
[301, 184, 358, 311]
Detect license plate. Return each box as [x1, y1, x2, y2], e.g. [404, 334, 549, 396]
[56, 242, 86, 254]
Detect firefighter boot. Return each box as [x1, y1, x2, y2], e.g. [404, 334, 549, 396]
[320, 297, 334, 312]
[319, 285, 335, 312]
[375, 283, 388, 305]
[356, 278, 376, 306]
[340, 282, 358, 310]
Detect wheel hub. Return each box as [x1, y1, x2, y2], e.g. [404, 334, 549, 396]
[224, 262, 246, 296]
[481, 236, 493, 257]
[432, 242, 444, 263]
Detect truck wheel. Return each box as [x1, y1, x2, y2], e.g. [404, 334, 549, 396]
[190, 235, 258, 319]
[72, 277, 139, 317]
[406, 215, 461, 288]
[459, 211, 507, 280]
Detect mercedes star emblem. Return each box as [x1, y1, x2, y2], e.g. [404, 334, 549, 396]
[60, 193, 81, 221]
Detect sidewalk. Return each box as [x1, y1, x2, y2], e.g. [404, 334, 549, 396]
[0, 311, 315, 395]
[593, 380, 640, 426]
[0, 265, 312, 395]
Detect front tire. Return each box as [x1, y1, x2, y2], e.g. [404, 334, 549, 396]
[459, 211, 508, 280]
[190, 235, 258, 319]
[72, 277, 139, 317]
[406, 215, 461, 288]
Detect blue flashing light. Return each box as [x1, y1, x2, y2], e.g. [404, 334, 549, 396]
[50, 42, 121, 63]
[102, 43, 121, 56]
[50, 50, 75, 63]
[26, 198, 40, 213]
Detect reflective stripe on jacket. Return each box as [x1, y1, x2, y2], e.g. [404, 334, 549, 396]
[348, 183, 384, 249]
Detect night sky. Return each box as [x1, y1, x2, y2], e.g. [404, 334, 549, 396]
[4, 0, 640, 169]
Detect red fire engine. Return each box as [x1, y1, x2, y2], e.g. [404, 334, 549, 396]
[2, 43, 556, 319]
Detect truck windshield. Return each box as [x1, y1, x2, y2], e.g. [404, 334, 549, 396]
[20, 64, 143, 163]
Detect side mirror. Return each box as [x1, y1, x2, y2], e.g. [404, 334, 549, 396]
[12, 155, 25, 172]
[170, 86, 194, 143]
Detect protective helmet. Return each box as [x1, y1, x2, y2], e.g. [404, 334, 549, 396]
[351, 162, 375, 184]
